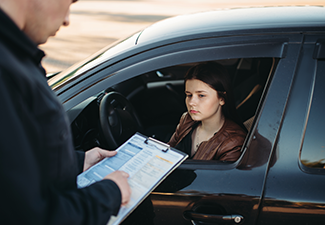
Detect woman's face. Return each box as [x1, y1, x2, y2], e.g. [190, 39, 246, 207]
[185, 79, 225, 122]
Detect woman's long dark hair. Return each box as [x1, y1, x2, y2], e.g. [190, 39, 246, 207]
[184, 61, 245, 130]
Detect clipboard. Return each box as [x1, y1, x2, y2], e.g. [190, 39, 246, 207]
[77, 132, 188, 225]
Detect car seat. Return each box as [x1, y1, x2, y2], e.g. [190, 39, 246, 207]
[234, 58, 275, 131]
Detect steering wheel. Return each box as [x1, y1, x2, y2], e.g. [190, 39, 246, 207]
[99, 91, 143, 149]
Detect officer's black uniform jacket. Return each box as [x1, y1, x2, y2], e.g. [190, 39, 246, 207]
[0, 9, 121, 225]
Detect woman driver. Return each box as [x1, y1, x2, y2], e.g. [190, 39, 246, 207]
[168, 62, 247, 161]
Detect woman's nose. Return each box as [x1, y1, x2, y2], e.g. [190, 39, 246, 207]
[188, 97, 197, 106]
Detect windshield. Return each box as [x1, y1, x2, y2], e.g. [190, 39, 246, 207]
[49, 31, 141, 90]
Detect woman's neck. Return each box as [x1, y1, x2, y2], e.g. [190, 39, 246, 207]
[200, 113, 225, 135]
[191, 113, 225, 156]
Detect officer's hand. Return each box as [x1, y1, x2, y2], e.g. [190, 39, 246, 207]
[83, 147, 117, 171]
[104, 171, 131, 206]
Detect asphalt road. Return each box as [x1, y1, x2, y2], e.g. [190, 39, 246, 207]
[40, 0, 324, 73]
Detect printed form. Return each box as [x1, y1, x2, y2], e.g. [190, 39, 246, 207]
[77, 133, 188, 225]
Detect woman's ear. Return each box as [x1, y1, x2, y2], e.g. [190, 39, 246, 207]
[219, 92, 226, 106]
[220, 98, 225, 106]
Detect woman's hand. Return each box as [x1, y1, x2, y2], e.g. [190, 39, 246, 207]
[83, 147, 117, 171]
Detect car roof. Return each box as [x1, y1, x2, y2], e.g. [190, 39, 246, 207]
[136, 6, 325, 45]
[50, 6, 325, 92]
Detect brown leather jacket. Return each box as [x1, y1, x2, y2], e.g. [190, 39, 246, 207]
[168, 113, 247, 161]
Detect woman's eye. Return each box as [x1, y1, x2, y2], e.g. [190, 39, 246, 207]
[199, 94, 205, 98]
[186, 94, 192, 98]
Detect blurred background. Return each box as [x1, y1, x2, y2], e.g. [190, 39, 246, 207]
[40, 0, 325, 73]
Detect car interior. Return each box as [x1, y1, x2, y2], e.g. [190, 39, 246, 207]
[69, 57, 278, 159]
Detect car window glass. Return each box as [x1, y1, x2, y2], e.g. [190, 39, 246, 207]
[300, 60, 325, 169]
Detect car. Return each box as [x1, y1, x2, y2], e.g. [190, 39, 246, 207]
[49, 6, 325, 225]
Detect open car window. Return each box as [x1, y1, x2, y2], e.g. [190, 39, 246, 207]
[65, 36, 289, 165]
[69, 57, 279, 165]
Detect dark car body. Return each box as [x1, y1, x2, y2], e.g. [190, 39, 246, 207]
[49, 6, 325, 225]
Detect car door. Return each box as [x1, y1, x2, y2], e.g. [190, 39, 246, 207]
[106, 34, 303, 225]
[58, 30, 303, 224]
[257, 35, 325, 224]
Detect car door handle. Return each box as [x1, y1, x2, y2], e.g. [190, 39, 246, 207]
[183, 210, 244, 224]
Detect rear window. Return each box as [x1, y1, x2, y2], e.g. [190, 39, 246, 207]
[300, 59, 325, 170]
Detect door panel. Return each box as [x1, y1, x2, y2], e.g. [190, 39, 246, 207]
[151, 165, 265, 225]
[257, 35, 325, 224]
[147, 41, 303, 225]
[109, 34, 303, 225]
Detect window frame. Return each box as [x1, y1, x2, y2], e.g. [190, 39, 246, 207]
[63, 33, 304, 171]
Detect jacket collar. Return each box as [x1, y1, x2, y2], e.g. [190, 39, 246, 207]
[0, 9, 45, 65]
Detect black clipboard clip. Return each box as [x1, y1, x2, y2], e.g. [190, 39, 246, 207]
[144, 137, 170, 152]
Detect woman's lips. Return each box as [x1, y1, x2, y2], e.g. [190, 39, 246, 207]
[190, 110, 199, 113]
